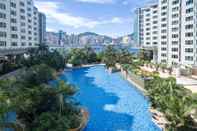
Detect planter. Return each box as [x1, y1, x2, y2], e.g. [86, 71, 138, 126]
[69, 109, 89, 131]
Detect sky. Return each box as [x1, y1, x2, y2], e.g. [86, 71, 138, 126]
[35, 0, 156, 38]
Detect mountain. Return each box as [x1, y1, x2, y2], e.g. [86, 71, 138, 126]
[45, 31, 136, 46]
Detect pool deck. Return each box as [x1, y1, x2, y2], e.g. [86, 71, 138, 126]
[141, 66, 197, 93]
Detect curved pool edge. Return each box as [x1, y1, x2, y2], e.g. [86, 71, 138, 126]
[62, 65, 162, 131]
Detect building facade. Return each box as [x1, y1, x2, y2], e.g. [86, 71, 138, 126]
[39, 12, 46, 45]
[136, 0, 197, 66]
[0, 0, 45, 54]
[135, 4, 158, 48]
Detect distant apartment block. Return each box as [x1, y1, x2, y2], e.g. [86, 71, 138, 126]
[0, 0, 46, 55]
[135, 0, 197, 66]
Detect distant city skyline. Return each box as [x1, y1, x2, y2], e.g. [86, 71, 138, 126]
[35, 0, 156, 38]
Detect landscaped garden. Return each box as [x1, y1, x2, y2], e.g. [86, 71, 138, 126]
[0, 45, 86, 131]
[0, 45, 197, 131]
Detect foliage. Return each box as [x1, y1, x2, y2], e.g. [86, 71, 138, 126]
[19, 64, 55, 86]
[67, 48, 87, 66]
[102, 45, 118, 68]
[67, 46, 98, 66]
[145, 77, 197, 130]
[21, 45, 65, 71]
[0, 45, 82, 130]
[117, 48, 133, 64]
[138, 49, 153, 62]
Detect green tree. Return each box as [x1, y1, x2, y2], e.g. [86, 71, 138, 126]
[103, 45, 118, 68]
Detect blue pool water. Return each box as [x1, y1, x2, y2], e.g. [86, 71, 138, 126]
[59, 65, 161, 131]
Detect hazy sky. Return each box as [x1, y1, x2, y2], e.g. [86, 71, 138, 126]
[35, 0, 156, 37]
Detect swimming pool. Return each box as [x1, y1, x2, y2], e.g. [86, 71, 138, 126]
[59, 65, 161, 131]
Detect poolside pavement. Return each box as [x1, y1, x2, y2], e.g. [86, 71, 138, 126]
[141, 66, 197, 93]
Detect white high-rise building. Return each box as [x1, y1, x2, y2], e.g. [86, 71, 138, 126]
[135, 4, 158, 48]
[136, 0, 197, 66]
[0, 0, 44, 54]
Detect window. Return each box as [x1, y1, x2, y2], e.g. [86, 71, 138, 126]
[21, 29, 26, 33]
[161, 35, 167, 39]
[11, 34, 18, 39]
[20, 2, 25, 6]
[20, 9, 25, 13]
[161, 47, 167, 51]
[0, 32, 6, 37]
[28, 37, 32, 40]
[161, 60, 167, 63]
[21, 22, 25, 26]
[146, 28, 150, 31]
[11, 42, 17, 46]
[11, 18, 17, 23]
[185, 24, 193, 29]
[162, 6, 167, 10]
[161, 24, 167, 27]
[161, 41, 167, 45]
[172, 27, 178, 32]
[11, 10, 16, 16]
[172, 7, 179, 11]
[0, 22, 6, 28]
[153, 21, 157, 24]
[21, 42, 26, 46]
[161, 0, 167, 4]
[186, 0, 193, 5]
[172, 55, 178, 59]
[186, 8, 193, 14]
[172, 20, 178, 25]
[0, 41, 6, 46]
[161, 29, 167, 33]
[21, 36, 26, 40]
[21, 15, 25, 20]
[172, 14, 178, 18]
[172, 41, 178, 45]
[161, 18, 166, 21]
[185, 48, 193, 53]
[0, 12, 6, 18]
[185, 40, 193, 45]
[185, 32, 193, 37]
[172, 34, 178, 38]
[185, 56, 193, 61]
[27, 1, 32, 5]
[11, 26, 17, 31]
[153, 26, 157, 29]
[186, 16, 193, 21]
[10, 2, 16, 8]
[0, 3, 6, 10]
[172, 48, 178, 52]
[172, 0, 179, 5]
[153, 10, 157, 14]
[153, 37, 157, 40]
[161, 53, 166, 57]
[161, 12, 166, 16]
[146, 32, 150, 35]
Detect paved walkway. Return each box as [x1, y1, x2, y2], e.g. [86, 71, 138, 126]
[141, 66, 197, 93]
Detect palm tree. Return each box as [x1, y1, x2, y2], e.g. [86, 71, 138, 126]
[56, 81, 76, 116]
[103, 45, 117, 68]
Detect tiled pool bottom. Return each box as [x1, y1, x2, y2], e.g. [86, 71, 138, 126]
[60, 65, 161, 131]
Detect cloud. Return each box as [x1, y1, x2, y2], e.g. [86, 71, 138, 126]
[122, 0, 129, 5]
[35, 1, 126, 29]
[75, 0, 114, 4]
